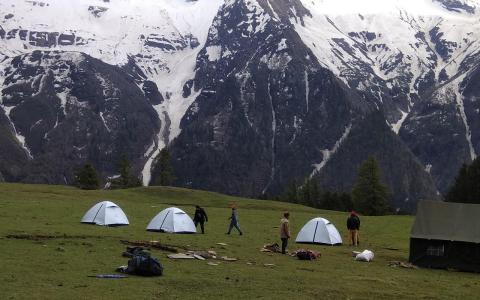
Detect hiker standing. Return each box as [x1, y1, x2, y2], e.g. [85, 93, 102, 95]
[347, 211, 360, 246]
[193, 205, 208, 234]
[280, 212, 291, 254]
[226, 207, 243, 235]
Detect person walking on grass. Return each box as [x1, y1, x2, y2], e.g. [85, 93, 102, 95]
[193, 205, 208, 234]
[280, 212, 291, 254]
[226, 206, 243, 235]
[347, 211, 360, 246]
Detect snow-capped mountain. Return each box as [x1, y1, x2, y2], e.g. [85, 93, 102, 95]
[1, 0, 479, 211]
[290, 0, 480, 197]
[0, 0, 224, 184]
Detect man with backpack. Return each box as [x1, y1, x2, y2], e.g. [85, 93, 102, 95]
[347, 211, 361, 246]
[193, 205, 208, 234]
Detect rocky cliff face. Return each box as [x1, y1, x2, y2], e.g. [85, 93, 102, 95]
[0, 105, 28, 181]
[161, 0, 360, 197]
[1, 0, 480, 211]
[0, 51, 159, 183]
[155, 0, 440, 208]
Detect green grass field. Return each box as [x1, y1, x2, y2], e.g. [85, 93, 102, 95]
[1, 183, 479, 299]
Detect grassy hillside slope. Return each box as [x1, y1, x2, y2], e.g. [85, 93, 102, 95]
[0, 183, 479, 299]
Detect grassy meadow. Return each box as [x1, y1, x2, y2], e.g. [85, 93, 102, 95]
[0, 183, 479, 299]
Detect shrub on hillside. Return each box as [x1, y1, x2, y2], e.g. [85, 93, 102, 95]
[109, 156, 142, 189]
[75, 163, 100, 190]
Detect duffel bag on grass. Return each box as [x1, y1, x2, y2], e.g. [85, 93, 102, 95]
[126, 251, 163, 276]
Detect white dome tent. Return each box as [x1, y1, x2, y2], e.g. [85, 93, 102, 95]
[146, 207, 196, 233]
[295, 217, 342, 245]
[81, 200, 129, 226]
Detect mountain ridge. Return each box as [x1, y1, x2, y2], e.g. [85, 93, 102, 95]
[1, 0, 480, 211]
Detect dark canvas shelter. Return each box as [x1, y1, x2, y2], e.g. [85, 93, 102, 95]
[409, 200, 480, 272]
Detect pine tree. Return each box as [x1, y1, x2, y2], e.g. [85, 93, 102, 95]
[296, 178, 321, 207]
[352, 157, 390, 215]
[117, 155, 141, 188]
[340, 192, 353, 211]
[320, 191, 335, 210]
[310, 179, 320, 207]
[446, 163, 469, 203]
[75, 163, 99, 190]
[446, 158, 480, 203]
[469, 158, 480, 203]
[300, 179, 311, 205]
[157, 148, 174, 186]
[119, 155, 131, 187]
[284, 179, 298, 203]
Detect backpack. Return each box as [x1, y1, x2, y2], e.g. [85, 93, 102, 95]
[296, 249, 320, 260]
[127, 251, 163, 276]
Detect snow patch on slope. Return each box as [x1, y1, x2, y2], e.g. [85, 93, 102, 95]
[262, 78, 277, 195]
[304, 70, 310, 112]
[311, 124, 352, 177]
[392, 109, 409, 134]
[455, 79, 477, 160]
[237, 72, 254, 128]
[1, 105, 33, 159]
[206, 45, 222, 61]
[267, 0, 281, 21]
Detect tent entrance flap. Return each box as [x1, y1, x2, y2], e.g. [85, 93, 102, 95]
[312, 221, 319, 243]
[92, 203, 105, 224]
[159, 210, 171, 231]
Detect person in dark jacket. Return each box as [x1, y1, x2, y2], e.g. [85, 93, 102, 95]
[193, 205, 208, 234]
[347, 211, 360, 246]
[226, 206, 243, 235]
[280, 212, 291, 254]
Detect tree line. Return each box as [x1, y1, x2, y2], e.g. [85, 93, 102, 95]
[74, 145, 480, 215]
[74, 148, 174, 190]
[76, 151, 391, 215]
[280, 156, 391, 216]
[446, 158, 480, 204]
[280, 155, 480, 214]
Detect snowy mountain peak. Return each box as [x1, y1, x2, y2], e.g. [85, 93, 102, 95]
[302, 0, 479, 16]
[294, 0, 480, 130]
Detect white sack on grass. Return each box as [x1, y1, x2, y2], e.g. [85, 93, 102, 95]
[355, 250, 374, 262]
